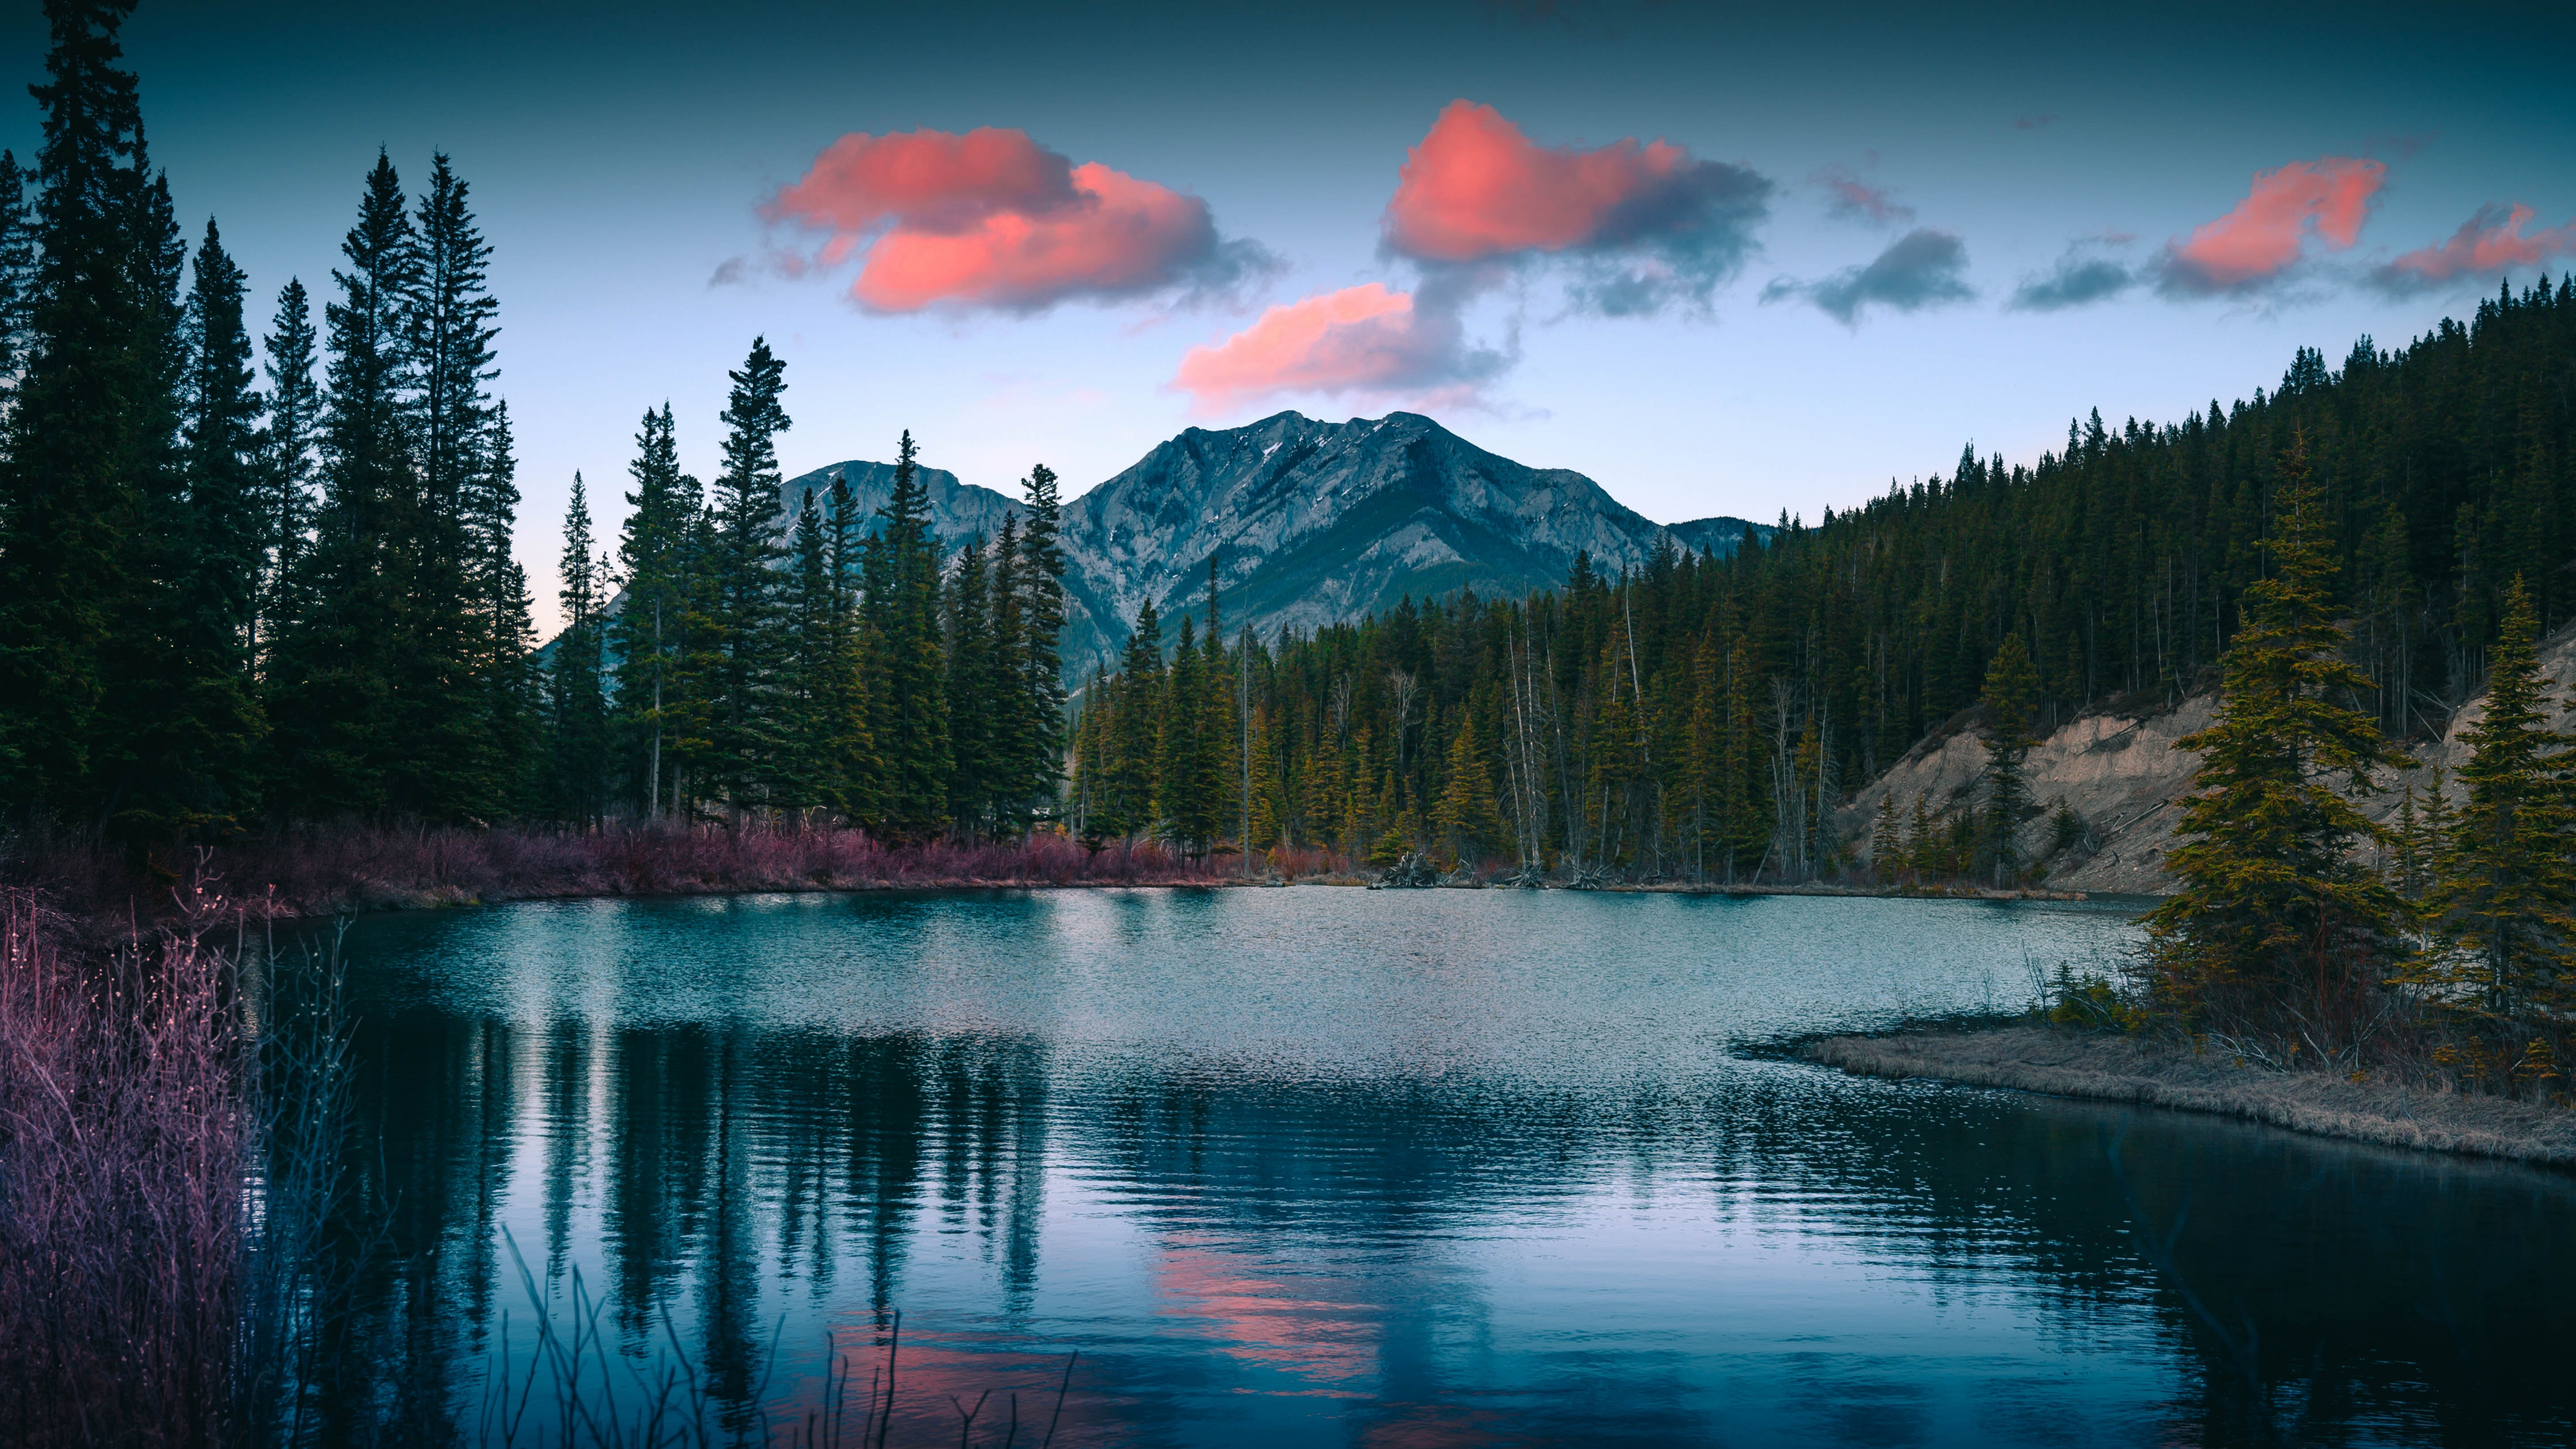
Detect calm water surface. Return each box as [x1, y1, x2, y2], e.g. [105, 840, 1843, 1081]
[311, 889, 2575, 1446]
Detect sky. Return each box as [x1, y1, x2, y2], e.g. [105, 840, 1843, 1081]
[6, 0, 2573, 634]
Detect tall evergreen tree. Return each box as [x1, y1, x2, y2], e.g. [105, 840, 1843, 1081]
[861, 429, 949, 839]
[610, 403, 688, 817]
[2144, 441, 2410, 1038]
[0, 149, 34, 417]
[1014, 462, 1069, 824]
[943, 535, 999, 833]
[264, 152, 417, 819]
[112, 215, 265, 842]
[254, 277, 319, 657]
[0, 0, 173, 813]
[2411, 575, 2575, 1026]
[396, 150, 513, 822]
[819, 470, 875, 820]
[545, 472, 610, 825]
[703, 337, 790, 811]
[1976, 632, 2040, 885]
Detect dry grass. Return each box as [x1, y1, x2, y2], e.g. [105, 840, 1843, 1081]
[2, 822, 1265, 924]
[1812, 1022, 2576, 1165]
[0, 886, 243, 1448]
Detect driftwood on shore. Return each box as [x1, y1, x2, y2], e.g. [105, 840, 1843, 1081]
[1812, 1024, 2576, 1165]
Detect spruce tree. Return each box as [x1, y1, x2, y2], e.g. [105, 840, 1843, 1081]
[117, 216, 265, 841]
[861, 429, 950, 839]
[1157, 615, 1210, 851]
[943, 535, 998, 834]
[820, 470, 875, 820]
[255, 277, 320, 657]
[266, 152, 417, 820]
[1431, 710, 1502, 867]
[704, 337, 790, 812]
[1104, 600, 1163, 841]
[0, 149, 34, 415]
[776, 487, 835, 816]
[609, 405, 692, 816]
[1014, 463, 1069, 821]
[2144, 441, 2408, 1037]
[398, 152, 513, 822]
[1976, 633, 2040, 885]
[0, 0, 172, 813]
[546, 473, 610, 825]
[2411, 575, 2575, 1026]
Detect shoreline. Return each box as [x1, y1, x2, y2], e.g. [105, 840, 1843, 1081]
[1811, 1023, 2576, 1166]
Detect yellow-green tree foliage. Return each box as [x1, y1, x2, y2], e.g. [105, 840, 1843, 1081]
[2409, 574, 2575, 1024]
[2144, 439, 2409, 1033]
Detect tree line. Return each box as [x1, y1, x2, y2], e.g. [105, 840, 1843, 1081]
[0, 1, 1074, 854]
[1068, 277, 2573, 887]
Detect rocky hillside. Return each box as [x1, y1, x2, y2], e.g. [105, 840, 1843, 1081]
[1837, 621, 2576, 896]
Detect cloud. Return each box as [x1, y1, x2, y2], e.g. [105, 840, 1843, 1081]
[764, 126, 1276, 313]
[2009, 241, 2136, 311]
[1168, 282, 1509, 415]
[1382, 100, 1770, 312]
[2155, 156, 2385, 296]
[1764, 229, 1974, 325]
[2373, 203, 2576, 293]
[1813, 165, 1914, 227]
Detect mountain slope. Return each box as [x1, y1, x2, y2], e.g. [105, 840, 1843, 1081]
[1048, 411, 1769, 675]
[600, 414, 1771, 677]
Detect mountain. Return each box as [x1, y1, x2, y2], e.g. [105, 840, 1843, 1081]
[1044, 411, 1769, 675]
[633, 412, 1768, 676]
[780, 459, 1022, 559]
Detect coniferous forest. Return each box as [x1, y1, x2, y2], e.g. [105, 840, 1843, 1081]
[1, 0, 2571, 916]
[1071, 284, 2575, 885]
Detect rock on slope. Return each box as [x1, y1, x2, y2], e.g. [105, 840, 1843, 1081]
[1835, 621, 2576, 896]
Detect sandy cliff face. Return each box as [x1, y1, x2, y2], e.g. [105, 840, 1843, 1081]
[1835, 623, 2576, 897]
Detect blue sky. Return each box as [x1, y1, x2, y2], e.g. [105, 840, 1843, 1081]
[6, 0, 2571, 632]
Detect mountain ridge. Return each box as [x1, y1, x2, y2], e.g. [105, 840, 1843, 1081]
[784, 411, 1771, 677]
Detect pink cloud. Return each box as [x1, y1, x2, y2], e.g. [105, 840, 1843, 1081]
[2378, 203, 2576, 290]
[1169, 284, 1500, 415]
[1382, 101, 1768, 288]
[1812, 165, 1915, 227]
[2159, 156, 2385, 294]
[765, 126, 1267, 311]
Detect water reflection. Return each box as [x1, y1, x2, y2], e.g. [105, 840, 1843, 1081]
[293, 891, 2576, 1446]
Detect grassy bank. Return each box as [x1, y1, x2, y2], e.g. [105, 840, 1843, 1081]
[5, 822, 1254, 923]
[1812, 1023, 2576, 1165]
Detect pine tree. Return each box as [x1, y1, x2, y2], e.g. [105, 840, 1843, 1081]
[943, 535, 998, 834]
[819, 470, 875, 820]
[392, 152, 506, 822]
[0, 150, 32, 404]
[1431, 710, 1502, 867]
[545, 473, 610, 825]
[2411, 575, 2575, 1025]
[254, 277, 319, 657]
[610, 405, 688, 817]
[1103, 600, 1163, 841]
[0, 0, 175, 813]
[1157, 615, 1213, 852]
[266, 152, 417, 820]
[1870, 792, 1903, 883]
[117, 216, 266, 842]
[775, 487, 834, 816]
[704, 337, 790, 812]
[861, 429, 949, 840]
[1976, 633, 2041, 885]
[2145, 440, 2409, 1036]
[1014, 463, 1069, 822]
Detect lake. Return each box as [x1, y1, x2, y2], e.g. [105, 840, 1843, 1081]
[298, 888, 2575, 1446]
